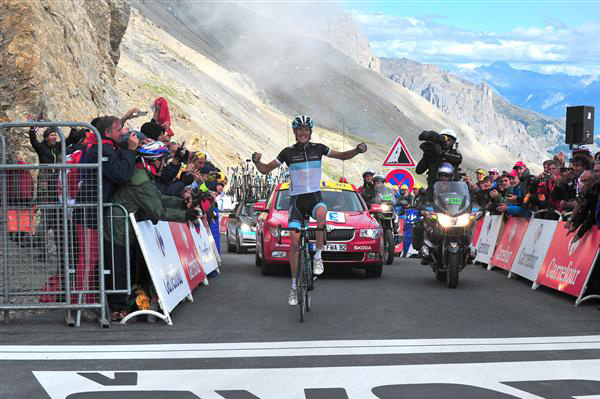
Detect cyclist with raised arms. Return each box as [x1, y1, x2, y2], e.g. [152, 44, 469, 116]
[252, 115, 367, 305]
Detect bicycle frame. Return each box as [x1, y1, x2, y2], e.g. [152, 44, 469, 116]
[277, 223, 326, 322]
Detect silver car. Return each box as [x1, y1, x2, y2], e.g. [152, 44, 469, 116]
[225, 201, 260, 253]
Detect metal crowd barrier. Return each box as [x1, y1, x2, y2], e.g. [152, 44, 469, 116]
[0, 121, 131, 327]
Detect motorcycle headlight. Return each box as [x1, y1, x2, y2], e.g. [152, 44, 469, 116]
[437, 214, 471, 228]
[455, 214, 471, 227]
[360, 228, 382, 239]
[437, 214, 454, 228]
[270, 227, 290, 237]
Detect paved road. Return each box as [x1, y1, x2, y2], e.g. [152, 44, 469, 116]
[2, 248, 600, 398]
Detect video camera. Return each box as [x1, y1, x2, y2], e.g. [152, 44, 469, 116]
[173, 141, 190, 164]
[418, 130, 445, 155]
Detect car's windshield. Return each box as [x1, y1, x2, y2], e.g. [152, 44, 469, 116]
[240, 203, 260, 217]
[275, 189, 365, 212]
[433, 181, 471, 216]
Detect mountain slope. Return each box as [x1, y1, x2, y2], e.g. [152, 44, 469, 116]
[131, 0, 522, 174]
[380, 57, 564, 161]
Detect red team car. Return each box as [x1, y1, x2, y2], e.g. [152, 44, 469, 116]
[255, 181, 384, 277]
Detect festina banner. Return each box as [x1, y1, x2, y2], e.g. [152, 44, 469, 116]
[134, 219, 192, 314]
[510, 219, 559, 282]
[536, 223, 600, 298]
[169, 222, 207, 291]
[475, 214, 503, 264]
[489, 217, 530, 271]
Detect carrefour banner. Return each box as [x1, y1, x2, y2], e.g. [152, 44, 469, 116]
[134, 219, 192, 314]
[475, 214, 503, 264]
[536, 223, 600, 299]
[510, 218, 558, 282]
[489, 217, 529, 271]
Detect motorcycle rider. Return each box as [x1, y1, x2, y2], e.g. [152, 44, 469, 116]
[358, 169, 376, 206]
[421, 162, 456, 263]
[415, 128, 462, 199]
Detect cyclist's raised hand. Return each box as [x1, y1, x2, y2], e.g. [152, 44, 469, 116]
[252, 152, 262, 164]
[357, 143, 368, 153]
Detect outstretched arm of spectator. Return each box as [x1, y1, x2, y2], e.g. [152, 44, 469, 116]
[28, 128, 43, 153]
[120, 107, 142, 127]
[134, 181, 187, 223]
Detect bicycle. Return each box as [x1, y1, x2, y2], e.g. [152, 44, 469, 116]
[278, 222, 326, 322]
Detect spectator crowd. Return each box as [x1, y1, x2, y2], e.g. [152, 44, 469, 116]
[14, 97, 226, 322]
[463, 149, 600, 242]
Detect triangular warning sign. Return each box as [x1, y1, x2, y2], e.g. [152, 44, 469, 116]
[383, 137, 416, 167]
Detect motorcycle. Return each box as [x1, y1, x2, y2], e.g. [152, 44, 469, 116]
[371, 185, 400, 265]
[420, 181, 481, 288]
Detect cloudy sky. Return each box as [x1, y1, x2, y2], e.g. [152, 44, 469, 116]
[344, 0, 600, 76]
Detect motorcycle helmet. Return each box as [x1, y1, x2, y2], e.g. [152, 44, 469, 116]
[373, 174, 385, 183]
[362, 169, 376, 179]
[437, 162, 455, 181]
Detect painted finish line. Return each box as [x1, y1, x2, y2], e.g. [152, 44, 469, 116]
[3, 335, 600, 360]
[34, 359, 600, 399]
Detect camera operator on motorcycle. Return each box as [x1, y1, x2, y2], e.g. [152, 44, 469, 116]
[415, 128, 462, 199]
[358, 169, 376, 206]
[421, 162, 478, 272]
[251, 115, 367, 305]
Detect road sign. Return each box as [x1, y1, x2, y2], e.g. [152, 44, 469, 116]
[383, 137, 416, 167]
[385, 169, 415, 191]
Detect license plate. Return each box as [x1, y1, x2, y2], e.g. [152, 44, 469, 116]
[311, 243, 347, 251]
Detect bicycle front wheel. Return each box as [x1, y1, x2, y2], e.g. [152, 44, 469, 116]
[297, 249, 309, 322]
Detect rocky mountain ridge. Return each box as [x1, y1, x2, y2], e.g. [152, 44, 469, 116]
[380, 57, 563, 162]
[2, 0, 555, 181]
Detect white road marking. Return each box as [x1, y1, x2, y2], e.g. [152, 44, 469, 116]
[33, 359, 600, 399]
[2, 335, 600, 360]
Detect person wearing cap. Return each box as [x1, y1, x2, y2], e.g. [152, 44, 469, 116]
[488, 168, 500, 188]
[513, 160, 533, 195]
[475, 168, 486, 182]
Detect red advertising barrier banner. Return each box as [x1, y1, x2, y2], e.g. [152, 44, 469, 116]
[489, 217, 530, 271]
[536, 223, 600, 299]
[169, 222, 207, 291]
[472, 217, 484, 246]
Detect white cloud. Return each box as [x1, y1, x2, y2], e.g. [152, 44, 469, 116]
[351, 10, 600, 76]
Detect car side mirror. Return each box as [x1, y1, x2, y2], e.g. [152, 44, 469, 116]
[369, 204, 383, 213]
[254, 200, 267, 212]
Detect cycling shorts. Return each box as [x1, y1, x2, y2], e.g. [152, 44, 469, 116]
[288, 191, 327, 229]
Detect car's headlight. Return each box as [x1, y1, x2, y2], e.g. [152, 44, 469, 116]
[360, 228, 382, 239]
[270, 227, 290, 237]
[240, 223, 251, 232]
